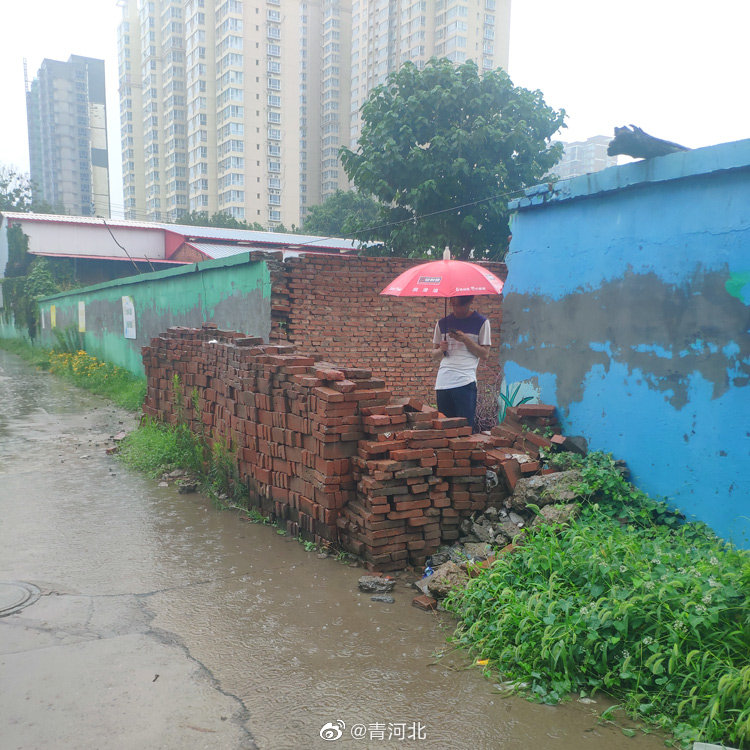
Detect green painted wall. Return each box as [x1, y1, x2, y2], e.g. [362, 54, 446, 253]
[37, 253, 271, 375]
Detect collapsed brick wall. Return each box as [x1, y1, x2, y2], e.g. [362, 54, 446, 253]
[267, 255, 506, 403]
[142, 324, 554, 572]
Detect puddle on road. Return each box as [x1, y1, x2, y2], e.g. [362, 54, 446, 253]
[0, 351, 667, 749]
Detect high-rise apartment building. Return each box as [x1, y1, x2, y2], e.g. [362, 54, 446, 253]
[349, 0, 510, 146]
[26, 55, 110, 217]
[117, 0, 510, 227]
[550, 135, 618, 180]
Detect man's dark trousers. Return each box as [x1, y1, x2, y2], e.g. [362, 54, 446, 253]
[436, 382, 477, 429]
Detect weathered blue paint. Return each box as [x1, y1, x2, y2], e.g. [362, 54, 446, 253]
[503, 138, 750, 546]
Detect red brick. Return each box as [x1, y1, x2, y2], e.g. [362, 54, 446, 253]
[500, 459, 521, 490]
[412, 595, 437, 611]
[431, 417, 467, 429]
[515, 404, 556, 418]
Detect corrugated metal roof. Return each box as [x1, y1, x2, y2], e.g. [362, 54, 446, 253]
[189, 243, 253, 259]
[1, 212, 360, 251]
[173, 224, 358, 250]
[187, 243, 342, 260]
[30, 251, 184, 264]
[1, 212, 163, 231]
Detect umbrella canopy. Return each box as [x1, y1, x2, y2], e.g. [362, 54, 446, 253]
[380, 248, 504, 298]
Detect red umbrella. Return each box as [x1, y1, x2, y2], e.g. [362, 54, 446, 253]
[380, 248, 504, 328]
[380, 248, 504, 299]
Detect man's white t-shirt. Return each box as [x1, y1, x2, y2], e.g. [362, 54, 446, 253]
[433, 311, 491, 390]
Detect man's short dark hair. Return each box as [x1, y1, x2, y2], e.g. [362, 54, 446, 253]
[456, 295, 474, 306]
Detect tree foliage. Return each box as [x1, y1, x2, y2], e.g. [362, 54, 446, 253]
[0, 166, 55, 214]
[0, 167, 33, 212]
[174, 211, 267, 231]
[340, 58, 565, 259]
[301, 190, 381, 238]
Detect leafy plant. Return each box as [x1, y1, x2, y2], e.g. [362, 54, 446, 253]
[47, 349, 146, 411]
[206, 435, 245, 505]
[118, 418, 201, 476]
[300, 538, 318, 552]
[444, 471, 750, 748]
[498, 382, 533, 424]
[554, 451, 684, 529]
[51, 325, 84, 353]
[340, 58, 565, 260]
[245, 508, 269, 525]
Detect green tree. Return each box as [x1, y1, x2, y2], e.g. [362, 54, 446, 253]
[0, 166, 56, 214]
[340, 58, 565, 260]
[301, 189, 381, 238]
[8, 258, 59, 339]
[175, 210, 266, 231]
[0, 167, 32, 212]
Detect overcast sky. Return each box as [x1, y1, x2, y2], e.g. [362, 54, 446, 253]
[1, 1, 748, 218]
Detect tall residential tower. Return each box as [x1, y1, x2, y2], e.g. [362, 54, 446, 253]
[117, 0, 510, 226]
[26, 55, 110, 217]
[349, 0, 510, 146]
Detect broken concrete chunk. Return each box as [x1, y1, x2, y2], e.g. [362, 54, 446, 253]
[461, 542, 494, 560]
[510, 469, 583, 510]
[358, 576, 395, 594]
[426, 561, 470, 598]
[498, 519, 525, 540]
[471, 521, 495, 544]
[562, 435, 588, 455]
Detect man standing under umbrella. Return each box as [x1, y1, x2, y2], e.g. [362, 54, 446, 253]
[431, 295, 491, 429]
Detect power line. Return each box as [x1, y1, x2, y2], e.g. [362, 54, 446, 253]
[100, 218, 150, 274]
[29, 183, 533, 256]
[288, 184, 532, 251]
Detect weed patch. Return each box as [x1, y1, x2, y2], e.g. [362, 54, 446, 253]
[48, 349, 146, 411]
[0, 337, 52, 370]
[444, 453, 750, 748]
[0, 338, 145, 411]
[118, 419, 203, 477]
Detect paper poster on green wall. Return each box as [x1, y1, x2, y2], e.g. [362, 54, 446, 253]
[78, 301, 86, 333]
[50, 305, 56, 328]
[122, 296, 136, 339]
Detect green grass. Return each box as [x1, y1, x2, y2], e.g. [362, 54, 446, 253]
[444, 453, 750, 748]
[0, 337, 146, 411]
[47, 349, 146, 411]
[117, 419, 203, 477]
[0, 336, 53, 370]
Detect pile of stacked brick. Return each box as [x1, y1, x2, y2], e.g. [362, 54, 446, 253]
[338, 402, 501, 571]
[266, 254, 506, 402]
[142, 324, 572, 572]
[142, 324, 390, 545]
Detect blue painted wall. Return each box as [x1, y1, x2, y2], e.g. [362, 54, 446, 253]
[503, 139, 750, 546]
